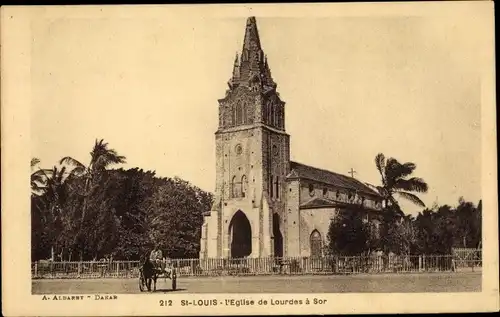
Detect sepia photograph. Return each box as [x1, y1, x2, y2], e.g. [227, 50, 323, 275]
[2, 2, 498, 316]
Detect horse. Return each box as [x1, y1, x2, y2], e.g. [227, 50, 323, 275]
[139, 256, 159, 292]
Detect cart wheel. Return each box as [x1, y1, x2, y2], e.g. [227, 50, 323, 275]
[171, 269, 177, 291]
[139, 273, 145, 292]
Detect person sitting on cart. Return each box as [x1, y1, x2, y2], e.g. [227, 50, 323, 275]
[149, 245, 165, 273]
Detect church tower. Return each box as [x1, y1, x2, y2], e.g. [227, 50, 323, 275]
[200, 17, 290, 259]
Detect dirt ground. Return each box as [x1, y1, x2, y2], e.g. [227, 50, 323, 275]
[32, 272, 481, 294]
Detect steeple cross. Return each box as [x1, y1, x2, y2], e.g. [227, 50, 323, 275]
[348, 168, 357, 178]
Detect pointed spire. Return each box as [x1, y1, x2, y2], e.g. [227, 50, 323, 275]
[242, 17, 262, 53]
[227, 16, 277, 91]
[232, 52, 240, 79]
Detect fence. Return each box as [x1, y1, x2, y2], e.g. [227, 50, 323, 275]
[32, 252, 482, 279]
[452, 248, 482, 271]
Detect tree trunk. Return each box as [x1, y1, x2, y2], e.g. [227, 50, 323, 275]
[51, 246, 55, 261]
[73, 175, 91, 259]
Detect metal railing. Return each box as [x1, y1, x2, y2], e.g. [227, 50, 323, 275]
[32, 254, 482, 279]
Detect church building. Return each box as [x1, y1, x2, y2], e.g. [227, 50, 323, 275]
[200, 17, 383, 259]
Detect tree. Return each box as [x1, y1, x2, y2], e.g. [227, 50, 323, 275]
[473, 200, 482, 249]
[417, 198, 482, 255]
[327, 206, 370, 256]
[31, 165, 71, 260]
[31, 158, 46, 196]
[381, 211, 416, 255]
[144, 177, 213, 258]
[454, 197, 481, 248]
[31, 150, 216, 261]
[374, 153, 429, 210]
[59, 139, 126, 259]
[109, 168, 157, 260]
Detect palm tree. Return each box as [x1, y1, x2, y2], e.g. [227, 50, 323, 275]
[374, 153, 429, 210]
[59, 139, 126, 259]
[31, 158, 46, 195]
[31, 163, 71, 260]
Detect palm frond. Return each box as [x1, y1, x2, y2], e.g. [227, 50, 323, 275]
[394, 177, 428, 193]
[33, 168, 54, 180]
[89, 139, 126, 170]
[60, 156, 86, 169]
[31, 173, 45, 185]
[374, 153, 386, 184]
[384, 158, 402, 185]
[398, 162, 417, 179]
[31, 168, 48, 179]
[55, 166, 67, 184]
[395, 191, 426, 208]
[68, 165, 86, 177]
[93, 151, 126, 170]
[31, 157, 40, 168]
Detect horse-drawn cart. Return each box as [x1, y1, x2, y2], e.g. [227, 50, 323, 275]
[139, 258, 177, 292]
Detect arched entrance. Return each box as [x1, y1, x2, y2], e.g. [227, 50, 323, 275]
[229, 210, 252, 258]
[310, 230, 322, 257]
[273, 213, 283, 258]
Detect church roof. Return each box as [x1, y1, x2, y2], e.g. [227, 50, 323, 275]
[300, 197, 337, 209]
[300, 196, 380, 211]
[287, 161, 381, 197]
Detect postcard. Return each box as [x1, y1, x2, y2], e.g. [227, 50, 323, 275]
[1, 2, 498, 316]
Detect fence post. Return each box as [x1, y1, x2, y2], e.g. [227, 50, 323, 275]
[34, 261, 38, 278]
[78, 261, 81, 278]
[116, 261, 119, 277]
[418, 255, 422, 272]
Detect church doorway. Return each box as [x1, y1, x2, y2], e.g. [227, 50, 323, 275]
[229, 210, 252, 258]
[310, 230, 322, 257]
[273, 213, 283, 258]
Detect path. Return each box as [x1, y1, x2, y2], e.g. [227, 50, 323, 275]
[32, 272, 481, 294]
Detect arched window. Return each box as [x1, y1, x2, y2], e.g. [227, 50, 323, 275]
[267, 102, 272, 124]
[235, 103, 243, 125]
[310, 230, 322, 257]
[269, 174, 274, 198]
[231, 176, 238, 198]
[273, 107, 278, 127]
[241, 175, 248, 198]
[242, 102, 247, 124]
[275, 176, 279, 199]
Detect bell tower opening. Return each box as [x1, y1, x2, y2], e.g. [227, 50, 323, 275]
[229, 210, 252, 258]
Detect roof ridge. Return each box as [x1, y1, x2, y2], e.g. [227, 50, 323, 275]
[291, 161, 355, 180]
[289, 160, 380, 196]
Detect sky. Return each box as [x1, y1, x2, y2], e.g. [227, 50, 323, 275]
[30, 5, 485, 215]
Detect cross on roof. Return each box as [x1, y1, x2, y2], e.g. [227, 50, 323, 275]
[348, 168, 357, 178]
